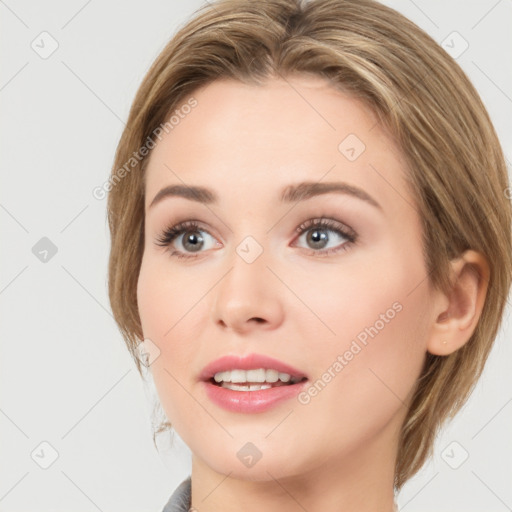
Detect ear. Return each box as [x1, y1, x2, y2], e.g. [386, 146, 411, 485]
[427, 250, 490, 356]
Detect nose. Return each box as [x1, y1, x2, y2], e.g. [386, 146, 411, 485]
[211, 247, 285, 334]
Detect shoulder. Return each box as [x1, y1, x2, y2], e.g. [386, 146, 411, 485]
[161, 476, 191, 512]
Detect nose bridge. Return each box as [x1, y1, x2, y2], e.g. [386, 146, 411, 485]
[211, 231, 284, 332]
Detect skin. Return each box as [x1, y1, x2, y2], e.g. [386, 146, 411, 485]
[137, 75, 489, 512]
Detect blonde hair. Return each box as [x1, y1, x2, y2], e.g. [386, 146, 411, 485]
[107, 0, 512, 490]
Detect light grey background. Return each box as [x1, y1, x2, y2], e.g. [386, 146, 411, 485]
[1, 1, 510, 511]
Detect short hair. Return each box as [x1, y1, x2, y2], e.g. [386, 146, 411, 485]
[106, 0, 512, 491]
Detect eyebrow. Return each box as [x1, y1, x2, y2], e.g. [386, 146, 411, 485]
[148, 181, 382, 211]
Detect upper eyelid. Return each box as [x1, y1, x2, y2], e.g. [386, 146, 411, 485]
[295, 217, 356, 237]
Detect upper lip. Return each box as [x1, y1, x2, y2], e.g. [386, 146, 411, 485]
[199, 353, 308, 381]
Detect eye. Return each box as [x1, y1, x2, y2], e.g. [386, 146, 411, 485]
[155, 216, 357, 261]
[155, 220, 220, 260]
[292, 217, 357, 256]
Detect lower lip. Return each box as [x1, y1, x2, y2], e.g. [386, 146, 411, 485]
[202, 379, 309, 413]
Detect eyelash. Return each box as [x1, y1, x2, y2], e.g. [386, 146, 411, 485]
[155, 217, 357, 260]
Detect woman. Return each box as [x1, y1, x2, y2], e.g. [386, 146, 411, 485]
[106, 0, 512, 510]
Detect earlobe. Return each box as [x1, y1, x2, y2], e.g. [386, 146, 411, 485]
[427, 250, 490, 356]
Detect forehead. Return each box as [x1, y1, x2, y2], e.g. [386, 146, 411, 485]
[143, 76, 410, 213]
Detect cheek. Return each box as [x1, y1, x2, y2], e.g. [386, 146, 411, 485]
[137, 258, 200, 424]
[284, 257, 411, 352]
[137, 255, 210, 373]
[329, 281, 429, 406]
[137, 253, 200, 339]
[295, 294, 429, 453]
[293, 244, 430, 402]
[137, 257, 189, 373]
[137, 260, 169, 340]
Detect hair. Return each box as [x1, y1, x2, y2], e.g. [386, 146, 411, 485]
[106, 0, 512, 491]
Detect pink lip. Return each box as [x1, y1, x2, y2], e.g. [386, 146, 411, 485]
[199, 353, 308, 381]
[201, 378, 309, 413]
[199, 353, 309, 414]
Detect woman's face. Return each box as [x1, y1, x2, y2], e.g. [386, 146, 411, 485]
[137, 76, 437, 482]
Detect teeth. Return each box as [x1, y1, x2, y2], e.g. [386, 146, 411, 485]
[221, 383, 273, 391]
[213, 368, 299, 384]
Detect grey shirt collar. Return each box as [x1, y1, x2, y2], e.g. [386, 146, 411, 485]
[161, 476, 191, 512]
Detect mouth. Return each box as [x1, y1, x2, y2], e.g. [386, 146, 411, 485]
[208, 369, 308, 391]
[200, 353, 309, 391]
[200, 353, 310, 413]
